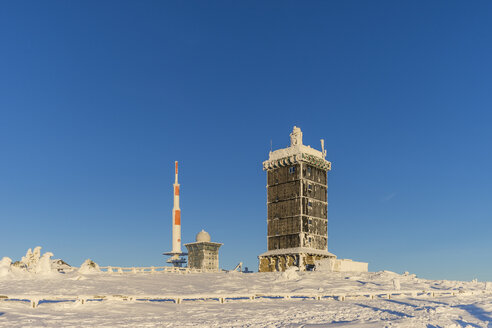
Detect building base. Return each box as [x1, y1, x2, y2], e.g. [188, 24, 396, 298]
[163, 251, 188, 268]
[258, 247, 336, 272]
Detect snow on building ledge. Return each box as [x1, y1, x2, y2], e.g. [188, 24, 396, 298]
[259, 247, 336, 258]
[263, 126, 331, 171]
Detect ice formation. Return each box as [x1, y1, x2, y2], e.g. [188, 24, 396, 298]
[3, 247, 68, 275]
[19, 246, 43, 271]
[0, 257, 12, 277]
[34, 252, 54, 274]
[79, 259, 101, 274]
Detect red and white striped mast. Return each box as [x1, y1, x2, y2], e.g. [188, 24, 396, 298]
[163, 161, 187, 267]
[172, 161, 181, 253]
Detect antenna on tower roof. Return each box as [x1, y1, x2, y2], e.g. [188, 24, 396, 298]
[270, 139, 272, 154]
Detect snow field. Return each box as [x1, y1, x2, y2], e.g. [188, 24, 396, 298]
[1, 269, 492, 327]
[1, 248, 491, 327]
[1, 293, 491, 327]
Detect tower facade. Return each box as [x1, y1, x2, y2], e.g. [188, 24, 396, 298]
[258, 127, 335, 272]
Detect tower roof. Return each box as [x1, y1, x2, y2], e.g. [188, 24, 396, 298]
[263, 126, 331, 171]
[196, 230, 211, 242]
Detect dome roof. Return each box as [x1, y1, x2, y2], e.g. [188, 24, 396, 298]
[196, 230, 211, 242]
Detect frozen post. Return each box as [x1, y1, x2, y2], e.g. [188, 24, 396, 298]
[392, 278, 401, 291]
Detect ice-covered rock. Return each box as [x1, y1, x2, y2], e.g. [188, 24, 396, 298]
[51, 259, 72, 272]
[79, 259, 101, 274]
[10, 260, 27, 272]
[0, 257, 12, 277]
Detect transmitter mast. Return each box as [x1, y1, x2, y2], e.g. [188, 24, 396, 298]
[163, 161, 187, 267]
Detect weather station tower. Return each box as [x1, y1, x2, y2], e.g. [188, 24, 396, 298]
[163, 161, 187, 267]
[258, 127, 335, 272]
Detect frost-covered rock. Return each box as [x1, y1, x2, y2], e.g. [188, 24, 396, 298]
[10, 260, 27, 272]
[51, 259, 72, 272]
[79, 259, 101, 274]
[0, 257, 12, 277]
[392, 278, 401, 290]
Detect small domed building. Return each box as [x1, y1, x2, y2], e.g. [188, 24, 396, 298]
[184, 230, 223, 271]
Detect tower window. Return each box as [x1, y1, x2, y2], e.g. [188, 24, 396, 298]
[308, 201, 312, 207]
[307, 167, 311, 175]
[308, 184, 312, 191]
[289, 166, 296, 174]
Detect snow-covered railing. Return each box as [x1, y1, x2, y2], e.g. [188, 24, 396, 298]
[3, 289, 492, 308]
[98, 266, 219, 274]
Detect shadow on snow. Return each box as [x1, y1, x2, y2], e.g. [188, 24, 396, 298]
[384, 299, 419, 308]
[454, 319, 482, 328]
[455, 304, 492, 327]
[355, 303, 414, 318]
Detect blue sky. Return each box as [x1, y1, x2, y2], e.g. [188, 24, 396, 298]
[1, 1, 491, 280]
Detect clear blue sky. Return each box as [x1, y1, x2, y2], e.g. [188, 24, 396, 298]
[1, 1, 491, 281]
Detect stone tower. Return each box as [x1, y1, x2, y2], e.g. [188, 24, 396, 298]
[258, 126, 335, 272]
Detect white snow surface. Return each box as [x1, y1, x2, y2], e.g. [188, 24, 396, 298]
[1, 268, 492, 327]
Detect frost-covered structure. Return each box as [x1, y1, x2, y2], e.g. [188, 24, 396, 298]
[259, 127, 334, 272]
[163, 161, 187, 267]
[185, 230, 222, 271]
[259, 127, 368, 272]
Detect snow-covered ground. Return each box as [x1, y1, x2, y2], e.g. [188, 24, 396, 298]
[1, 268, 492, 327]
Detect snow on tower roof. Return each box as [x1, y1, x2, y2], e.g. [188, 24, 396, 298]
[263, 126, 331, 171]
